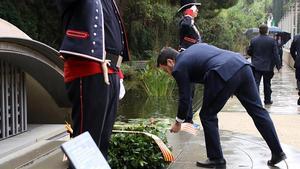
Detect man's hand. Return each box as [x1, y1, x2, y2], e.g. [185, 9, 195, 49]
[170, 121, 181, 133]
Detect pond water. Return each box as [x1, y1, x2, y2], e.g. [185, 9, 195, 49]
[117, 84, 203, 121]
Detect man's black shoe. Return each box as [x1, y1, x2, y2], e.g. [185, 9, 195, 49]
[297, 98, 300, 105]
[267, 152, 287, 166]
[264, 100, 273, 105]
[196, 158, 226, 168]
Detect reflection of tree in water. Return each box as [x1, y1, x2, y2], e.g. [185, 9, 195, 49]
[117, 84, 204, 121]
[143, 97, 177, 118]
[117, 90, 177, 121]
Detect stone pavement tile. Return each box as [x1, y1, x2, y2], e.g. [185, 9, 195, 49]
[167, 131, 206, 169]
[167, 130, 300, 169]
[168, 65, 300, 169]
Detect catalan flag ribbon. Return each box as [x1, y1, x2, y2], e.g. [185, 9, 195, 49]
[113, 130, 175, 162]
[180, 123, 198, 136]
[144, 132, 175, 162]
[63, 123, 175, 162]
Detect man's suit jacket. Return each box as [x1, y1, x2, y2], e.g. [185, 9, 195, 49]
[290, 34, 300, 79]
[57, 0, 130, 62]
[172, 43, 250, 119]
[247, 35, 281, 71]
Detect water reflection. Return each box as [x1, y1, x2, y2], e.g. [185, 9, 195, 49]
[117, 84, 203, 121]
[117, 91, 177, 121]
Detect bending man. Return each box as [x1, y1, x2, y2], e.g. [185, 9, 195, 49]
[157, 43, 286, 168]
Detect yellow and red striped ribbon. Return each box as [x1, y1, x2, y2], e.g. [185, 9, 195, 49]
[64, 122, 175, 162]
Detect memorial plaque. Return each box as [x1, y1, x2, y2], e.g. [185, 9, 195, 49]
[61, 132, 111, 169]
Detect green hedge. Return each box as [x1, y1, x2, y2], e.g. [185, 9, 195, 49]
[108, 119, 171, 169]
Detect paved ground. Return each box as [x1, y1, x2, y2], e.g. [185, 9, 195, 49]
[220, 64, 300, 150]
[168, 65, 300, 169]
[1, 65, 299, 169]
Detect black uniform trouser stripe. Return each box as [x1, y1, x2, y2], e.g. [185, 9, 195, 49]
[66, 73, 120, 159]
[79, 78, 83, 134]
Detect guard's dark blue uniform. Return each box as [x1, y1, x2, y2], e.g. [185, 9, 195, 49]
[179, 16, 202, 50]
[173, 43, 284, 159]
[247, 35, 281, 103]
[57, 0, 129, 62]
[57, 0, 129, 160]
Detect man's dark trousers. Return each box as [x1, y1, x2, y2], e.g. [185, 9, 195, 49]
[66, 73, 120, 159]
[253, 70, 274, 103]
[199, 65, 283, 159]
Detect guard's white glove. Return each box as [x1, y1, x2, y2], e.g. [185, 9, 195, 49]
[119, 79, 126, 100]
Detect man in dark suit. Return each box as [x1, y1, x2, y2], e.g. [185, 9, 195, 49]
[247, 24, 281, 105]
[275, 34, 284, 66]
[157, 43, 286, 168]
[290, 34, 300, 105]
[57, 0, 130, 164]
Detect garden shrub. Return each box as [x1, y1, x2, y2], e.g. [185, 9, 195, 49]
[108, 118, 171, 169]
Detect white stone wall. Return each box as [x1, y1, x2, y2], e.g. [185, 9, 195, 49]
[0, 18, 30, 39]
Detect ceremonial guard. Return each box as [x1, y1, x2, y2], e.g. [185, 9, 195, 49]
[177, 0, 201, 125]
[56, 0, 130, 164]
[178, 0, 202, 51]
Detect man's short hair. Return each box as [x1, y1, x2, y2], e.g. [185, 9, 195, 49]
[157, 47, 179, 67]
[259, 24, 268, 35]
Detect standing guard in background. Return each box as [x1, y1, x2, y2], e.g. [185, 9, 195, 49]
[177, 0, 201, 126]
[56, 0, 130, 165]
[178, 0, 202, 51]
[290, 34, 300, 105]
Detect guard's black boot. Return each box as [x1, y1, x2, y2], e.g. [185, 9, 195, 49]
[267, 152, 287, 166]
[196, 158, 226, 168]
[297, 97, 300, 105]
